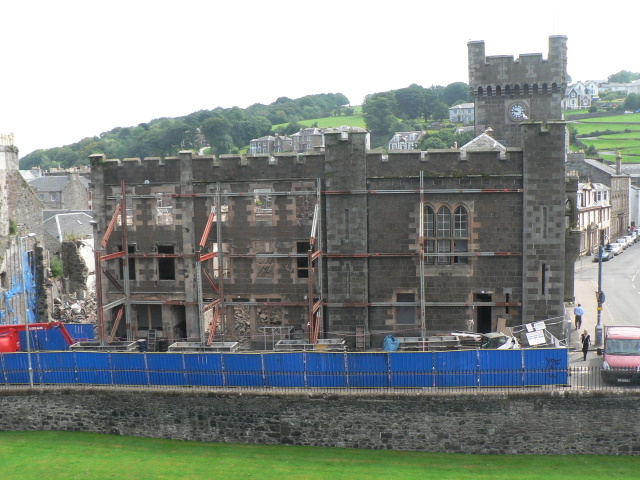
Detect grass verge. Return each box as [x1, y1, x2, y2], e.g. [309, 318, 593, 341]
[1, 431, 640, 480]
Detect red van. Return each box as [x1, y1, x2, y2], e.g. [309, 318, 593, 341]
[601, 326, 640, 384]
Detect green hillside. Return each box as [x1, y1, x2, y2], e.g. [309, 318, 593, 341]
[568, 112, 640, 163]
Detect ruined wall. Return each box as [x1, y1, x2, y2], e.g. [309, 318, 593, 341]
[1, 388, 640, 455]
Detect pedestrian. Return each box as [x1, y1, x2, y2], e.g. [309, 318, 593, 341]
[574, 303, 584, 330]
[581, 330, 591, 361]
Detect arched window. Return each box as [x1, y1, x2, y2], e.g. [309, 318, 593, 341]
[542, 83, 548, 94]
[478, 86, 484, 97]
[453, 206, 469, 264]
[487, 86, 493, 96]
[505, 85, 511, 96]
[425, 205, 470, 266]
[533, 84, 539, 94]
[514, 85, 520, 96]
[524, 84, 529, 95]
[437, 207, 451, 264]
[552, 82, 558, 93]
[496, 85, 502, 96]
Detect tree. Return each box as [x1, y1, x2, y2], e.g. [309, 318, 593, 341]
[394, 84, 426, 119]
[201, 116, 233, 155]
[431, 101, 450, 121]
[362, 93, 400, 137]
[624, 93, 640, 111]
[420, 136, 447, 150]
[608, 71, 640, 83]
[442, 82, 471, 107]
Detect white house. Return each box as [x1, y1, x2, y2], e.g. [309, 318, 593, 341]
[577, 182, 611, 255]
[562, 81, 599, 110]
[449, 103, 474, 124]
[388, 131, 424, 150]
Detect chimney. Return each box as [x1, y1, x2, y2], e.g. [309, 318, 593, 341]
[616, 153, 622, 174]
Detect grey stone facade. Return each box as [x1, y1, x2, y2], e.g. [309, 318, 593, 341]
[469, 36, 568, 148]
[0, 143, 48, 323]
[91, 123, 567, 347]
[2, 388, 640, 455]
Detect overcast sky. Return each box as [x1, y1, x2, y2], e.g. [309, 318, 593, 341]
[2, 0, 638, 158]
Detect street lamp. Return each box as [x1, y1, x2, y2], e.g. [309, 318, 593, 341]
[595, 231, 607, 350]
[18, 233, 36, 388]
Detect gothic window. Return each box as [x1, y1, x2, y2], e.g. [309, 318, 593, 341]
[424, 205, 469, 265]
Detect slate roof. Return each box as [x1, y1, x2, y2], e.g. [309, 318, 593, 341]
[28, 174, 90, 192]
[460, 129, 505, 151]
[43, 212, 94, 242]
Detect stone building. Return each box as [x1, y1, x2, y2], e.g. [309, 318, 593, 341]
[27, 171, 91, 210]
[0, 135, 48, 324]
[90, 37, 573, 348]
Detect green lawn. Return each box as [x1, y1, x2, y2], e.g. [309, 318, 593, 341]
[580, 113, 640, 123]
[568, 122, 640, 135]
[1, 431, 639, 480]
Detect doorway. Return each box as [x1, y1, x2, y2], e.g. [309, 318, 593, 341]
[474, 293, 492, 333]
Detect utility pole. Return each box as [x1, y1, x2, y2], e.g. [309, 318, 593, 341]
[595, 230, 606, 349]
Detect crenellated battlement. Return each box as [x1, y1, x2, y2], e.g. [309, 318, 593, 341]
[468, 36, 567, 97]
[91, 142, 525, 187]
[0, 133, 15, 146]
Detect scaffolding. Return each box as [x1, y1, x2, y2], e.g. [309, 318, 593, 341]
[93, 176, 524, 347]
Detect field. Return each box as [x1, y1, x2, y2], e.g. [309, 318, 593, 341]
[568, 112, 640, 162]
[1, 431, 640, 480]
[272, 113, 366, 132]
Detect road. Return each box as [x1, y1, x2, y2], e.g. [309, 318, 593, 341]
[574, 241, 640, 328]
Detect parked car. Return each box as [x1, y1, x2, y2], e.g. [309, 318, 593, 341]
[593, 250, 614, 262]
[616, 238, 630, 249]
[624, 235, 634, 246]
[606, 243, 624, 255]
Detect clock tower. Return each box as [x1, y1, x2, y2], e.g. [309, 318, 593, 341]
[468, 36, 567, 147]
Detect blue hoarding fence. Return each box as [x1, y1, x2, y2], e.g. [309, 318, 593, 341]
[0, 348, 568, 389]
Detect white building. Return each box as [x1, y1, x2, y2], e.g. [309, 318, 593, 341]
[388, 131, 423, 150]
[577, 182, 611, 255]
[449, 103, 474, 124]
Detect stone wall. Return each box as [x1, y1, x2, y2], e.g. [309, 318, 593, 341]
[1, 388, 640, 455]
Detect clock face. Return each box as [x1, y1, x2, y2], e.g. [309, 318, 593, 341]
[508, 102, 527, 121]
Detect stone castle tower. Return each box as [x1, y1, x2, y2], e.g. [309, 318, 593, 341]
[468, 36, 568, 147]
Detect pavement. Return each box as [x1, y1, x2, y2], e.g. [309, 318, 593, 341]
[566, 261, 609, 366]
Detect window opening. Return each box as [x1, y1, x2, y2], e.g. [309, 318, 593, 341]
[424, 205, 469, 266]
[254, 188, 273, 217]
[117, 245, 136, 280]
[297, 241, 311, 278]
[157, 245, 175, 280]
[155, 193, 174, 225]
[212, 242, 230, 279]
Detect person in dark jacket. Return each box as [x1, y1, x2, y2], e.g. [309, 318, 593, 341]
[581, 330, 591, 361]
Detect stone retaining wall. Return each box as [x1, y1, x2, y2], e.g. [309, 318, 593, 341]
[1, 388, 639, 455]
